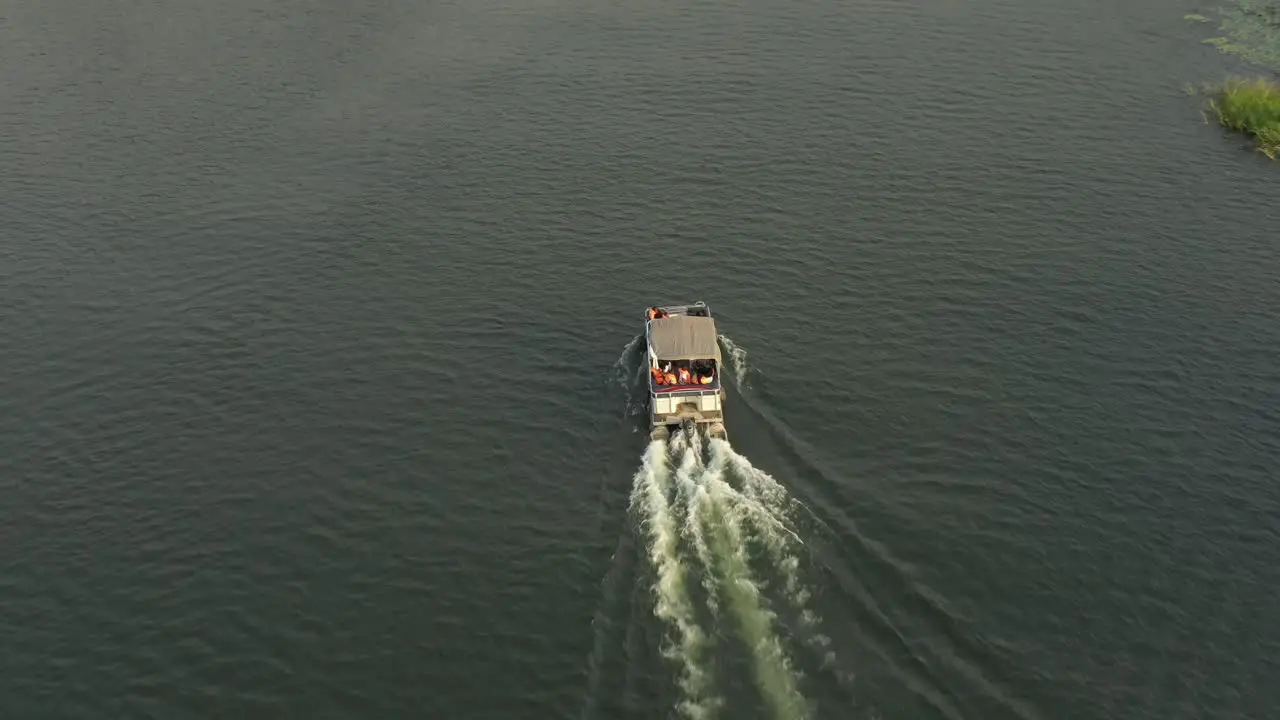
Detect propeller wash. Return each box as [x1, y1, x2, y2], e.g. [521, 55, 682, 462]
[630, 426, 835, 720]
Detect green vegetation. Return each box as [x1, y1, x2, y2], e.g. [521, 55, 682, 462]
[1185, 3, 1280, 158]
[1205, 77, 1280, 159]
[1191, 0, 1280, 70]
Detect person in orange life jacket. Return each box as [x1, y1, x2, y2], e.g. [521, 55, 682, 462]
[651, 367, 666, 385]
[677, 366, 692, 385]
[664, 364, 677, 385]
[698, 369, 713, 385]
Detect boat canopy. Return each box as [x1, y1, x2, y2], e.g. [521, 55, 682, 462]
[649, 316, 721, 362]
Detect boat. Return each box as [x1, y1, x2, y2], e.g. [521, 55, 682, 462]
[643, 302, 727, 442]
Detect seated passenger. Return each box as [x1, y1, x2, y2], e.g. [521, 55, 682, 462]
[699, 369, 713, 385]
[651, 367, 666, 385]
[664, 371, 677, 385]
[677, 367, 692, 385]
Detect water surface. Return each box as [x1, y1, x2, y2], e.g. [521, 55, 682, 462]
[2, 0, 1278, 718]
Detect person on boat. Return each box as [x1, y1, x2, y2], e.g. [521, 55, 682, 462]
[664, 370, 678, 385]
[699, 369, 714, 385]
[677, 366, 692, 385]
[647, 307, 669, 320]
[651, 367, 666, 385]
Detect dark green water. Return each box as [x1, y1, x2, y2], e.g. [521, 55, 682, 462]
[2, 0, 1278, 718]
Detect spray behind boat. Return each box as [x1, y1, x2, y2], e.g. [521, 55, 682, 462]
[621, 423, 834, 720]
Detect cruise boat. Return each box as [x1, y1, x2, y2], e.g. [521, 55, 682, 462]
[643, 302, 727, 441]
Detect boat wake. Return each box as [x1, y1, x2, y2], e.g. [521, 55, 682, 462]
[627, 425, 837, 720]
[717, 334, 750, 390]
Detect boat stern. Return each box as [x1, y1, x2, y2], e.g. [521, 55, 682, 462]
[649, 388, 727, 441]
[642, 301, 728, 442]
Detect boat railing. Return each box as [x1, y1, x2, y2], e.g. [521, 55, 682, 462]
[642, 301, 711, 320]
[650, 384, 720, 396]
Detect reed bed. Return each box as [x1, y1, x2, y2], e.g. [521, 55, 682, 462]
[1207, 77, 1280, 159]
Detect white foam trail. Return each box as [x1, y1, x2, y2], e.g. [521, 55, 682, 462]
[717, 335, 750, 390]
[712, 441, 807, 603]
[629, 439, 719, 719]
[713, 441, 837, 668]
[695, 447, 810, 720]
[722, 444, 791, 510]
[626, 423, 837, 719]
[671, 431, 719, 616]
[668, 426, 689, 456]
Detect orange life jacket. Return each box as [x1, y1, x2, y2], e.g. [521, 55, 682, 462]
[664, 372, 677, 385]
[647, 308, 658, 320]
[699, 374, 712, 385]
[651, 367, 665, 385]
[677, 368, 692, 385]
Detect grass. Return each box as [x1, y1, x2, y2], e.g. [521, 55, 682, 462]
[1206, 77, 1280, 159]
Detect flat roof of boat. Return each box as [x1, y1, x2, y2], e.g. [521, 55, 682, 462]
[649, 315, 720, 361]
